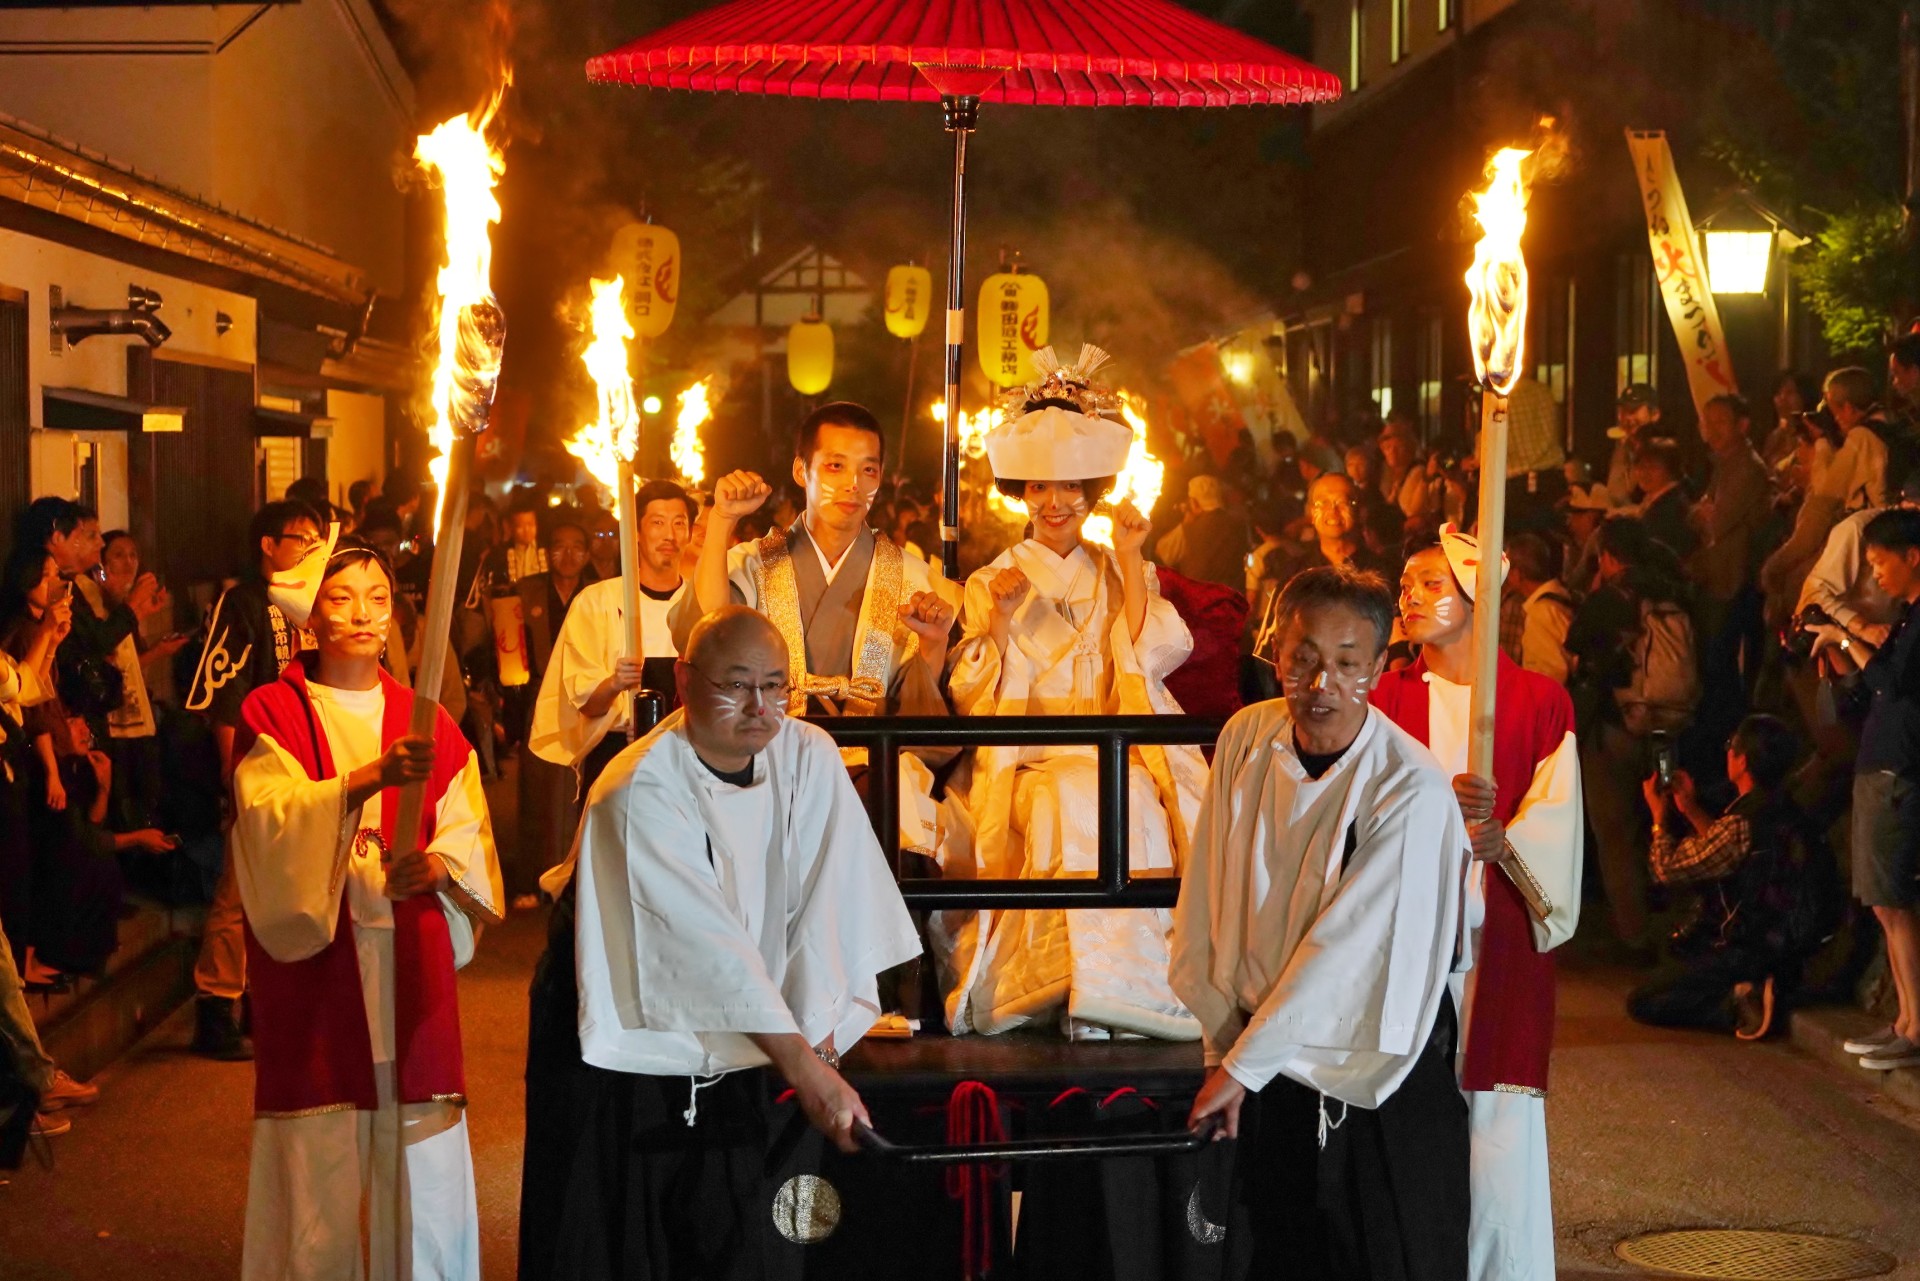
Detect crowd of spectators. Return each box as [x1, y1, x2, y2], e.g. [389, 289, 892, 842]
[1151, 336, 1920, 1056]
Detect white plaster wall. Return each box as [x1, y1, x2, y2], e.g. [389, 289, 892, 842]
[325, 388, 387, 505]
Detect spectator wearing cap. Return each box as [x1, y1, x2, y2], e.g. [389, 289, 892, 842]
[1378, 411, 1432, 519]
[1631, 438, 1697, 560]
[1806, 508, 1920, 1070]
[1562, 482, 1614, 594]
[1503, 369, 1570, 534]
[1606, 384, 1662, 507]
[1154, 474, 1250, 592]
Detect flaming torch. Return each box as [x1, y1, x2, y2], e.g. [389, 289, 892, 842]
[567, 274, 645, 665]
[1463, 145, 1551, 921]
[672, 378, 713, 488]
[391, 98, 508, 866]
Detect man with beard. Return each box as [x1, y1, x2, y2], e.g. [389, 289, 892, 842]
[1373, 530, 1583, 1281]
[529, 480, 694, 793]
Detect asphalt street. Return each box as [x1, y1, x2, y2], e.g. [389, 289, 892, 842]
[5, 914, 1920, 1279]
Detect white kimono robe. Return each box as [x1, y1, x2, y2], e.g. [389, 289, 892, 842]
[232, 681, 504, 1281]
[1421, 671, 1582, 1281]
[940, 541, 1205, 1039]
[1170, 703, 1471, 1107]
[529, 575, 686, 769]
[544, 713, 922, 1077]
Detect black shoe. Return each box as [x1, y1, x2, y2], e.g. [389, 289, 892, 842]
[191, 995, 254, 1061]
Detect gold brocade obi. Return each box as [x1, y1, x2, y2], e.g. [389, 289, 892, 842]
[752, 527, 917, 717]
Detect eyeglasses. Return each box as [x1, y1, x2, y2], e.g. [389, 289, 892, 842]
[1310, 498, 1359, 514]
[273, 533, 323, 554]
[687, 666, 792, 706]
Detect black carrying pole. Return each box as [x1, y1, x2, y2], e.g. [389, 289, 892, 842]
[939, 95, 978, 582]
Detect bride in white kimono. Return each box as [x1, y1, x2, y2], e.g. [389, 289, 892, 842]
[939, 346, 1205, 1041]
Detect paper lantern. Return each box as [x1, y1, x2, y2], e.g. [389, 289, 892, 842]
[610, 221, 680, 338]
[884, 264, 933, 339]
[788, 318, 834, 395]
[490, 594, 529, 687]
[977, 272, 1050, 387]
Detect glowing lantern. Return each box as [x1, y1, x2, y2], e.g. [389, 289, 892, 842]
[610, 222, 680, 338]
[788, 317, 834, 395]
[977, 272, 1049, 388]
[884, 264, 933, 339]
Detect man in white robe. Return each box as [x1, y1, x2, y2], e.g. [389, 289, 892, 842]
[230, 542, 503, 1281]
[1173, 565, 1472, 1281]
[520, 606, 921, 1281]
[528, 479, 694, 790]
[1376, 531, 1583, 1281]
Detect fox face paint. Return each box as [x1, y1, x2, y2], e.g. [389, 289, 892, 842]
[1398, 546, 1469, 647]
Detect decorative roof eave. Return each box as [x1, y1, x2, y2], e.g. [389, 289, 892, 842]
[0, 112, 372, 307]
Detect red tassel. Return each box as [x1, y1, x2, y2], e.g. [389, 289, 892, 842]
[944, 1080, 1006, 1279]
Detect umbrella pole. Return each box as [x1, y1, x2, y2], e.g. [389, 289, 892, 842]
[938, 94, 978, 582]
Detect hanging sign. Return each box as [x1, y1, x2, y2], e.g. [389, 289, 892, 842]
[788, 318, 834, 395]
[610, 221, 680, 338]
[1625, 130, 1739, 414]
[977, 272, 1049, 387]
[885, 265, 933, 339]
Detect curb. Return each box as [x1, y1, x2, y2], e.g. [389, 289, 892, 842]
[1789, 1004, 1920, 1114]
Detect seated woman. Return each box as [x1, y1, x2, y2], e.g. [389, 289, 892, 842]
[939, 345, 1205, 1041]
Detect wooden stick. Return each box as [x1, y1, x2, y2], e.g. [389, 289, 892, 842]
[1467, 391, 1508, 781]
[1468, 392, 1552, 922]
[390, 433, 474, 862]
[616, 458, 643, 740]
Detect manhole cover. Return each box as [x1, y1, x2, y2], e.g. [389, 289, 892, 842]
[1614, 1229, 1896, 1280]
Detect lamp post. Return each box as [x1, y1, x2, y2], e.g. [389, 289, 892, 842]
[1699, 188, 1808, 376]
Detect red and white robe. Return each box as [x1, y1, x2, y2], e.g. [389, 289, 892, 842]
[231, 659, 503, 1281]
[1373, 654, 1582, 1281]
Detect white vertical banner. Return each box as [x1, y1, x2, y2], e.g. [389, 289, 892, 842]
[1625, 129, 1741, 417]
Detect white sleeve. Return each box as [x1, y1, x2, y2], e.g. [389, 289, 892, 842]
[1505, 730, 1583, 951]
[1799, 518, 1865, 631]
[433, 751, 504, 925]
[528, 592, 620, 768]
[231, 732, 355, 963]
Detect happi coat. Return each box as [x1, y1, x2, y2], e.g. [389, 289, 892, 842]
[1170, 702, 1471, 1108]
[939, 539, 1205, 1039]
[231, 658, 503, 1281]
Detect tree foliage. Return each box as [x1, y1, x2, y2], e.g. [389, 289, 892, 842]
[1797, 202, 1907, 357]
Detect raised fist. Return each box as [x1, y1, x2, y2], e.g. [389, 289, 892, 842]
[900, 591, 956, 645]
[988, 567, 1030, 616]
[1110, 499, 1152, 557]
[713, 471, 773, 522]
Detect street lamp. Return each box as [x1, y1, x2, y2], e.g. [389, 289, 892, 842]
[1697, 189, 1807, 296]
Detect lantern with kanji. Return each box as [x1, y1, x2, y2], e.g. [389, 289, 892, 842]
[885, 264, 932, 339]
[977, 271, 1049, 388]
[788, 316, 834, 394]
[610, 221, 680, 338]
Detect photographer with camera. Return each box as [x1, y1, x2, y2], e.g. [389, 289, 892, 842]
[1808, 507, 1920, 1071]
[1627, 714, 1835, 1040]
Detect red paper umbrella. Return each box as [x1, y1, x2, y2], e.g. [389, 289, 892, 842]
[590, 0, 1340, 575]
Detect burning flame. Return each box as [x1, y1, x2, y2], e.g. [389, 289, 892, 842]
[1464, 147, 1532, 396]
[934, 400, 1020, 519]
[413, 93, 508, 530]
[1084, 392, 1164, 547]
[564, 275, 639, 514]
[673, 379, 713, 486]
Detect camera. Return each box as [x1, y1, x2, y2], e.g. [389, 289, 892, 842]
[1794, 407, 1842, 447]
[1781, 604, 1835, 666]
[1650, 729, 1675, 793]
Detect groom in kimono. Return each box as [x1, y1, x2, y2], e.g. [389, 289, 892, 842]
[1372, 528, 1582, 1281]
[686, 401, 956, 855]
